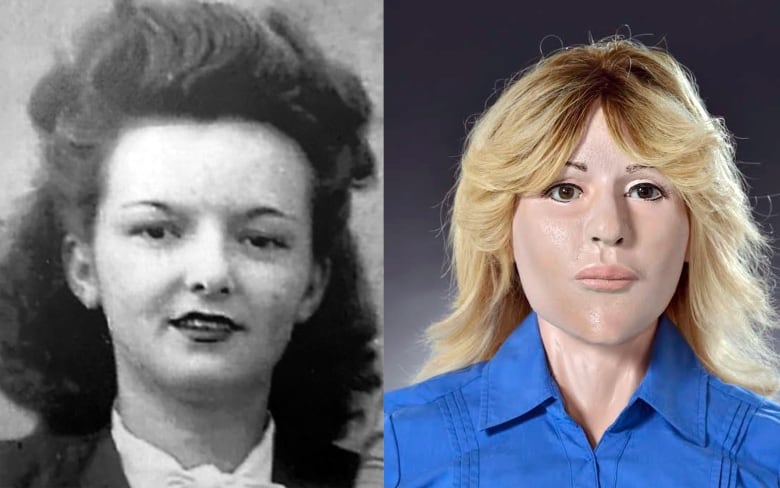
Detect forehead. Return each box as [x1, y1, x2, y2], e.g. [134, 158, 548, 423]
[101, 119, 312, 214]
[568, 108, 634, 169]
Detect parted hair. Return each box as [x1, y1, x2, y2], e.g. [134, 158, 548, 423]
[0, 0, 380, 461]
[417, 37, 780, 396]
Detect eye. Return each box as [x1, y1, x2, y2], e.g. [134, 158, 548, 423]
[544, 183, 583, 203]
[142, 226, 168, 239]
[132, 224, 179, 241]
[242, 233, 288, 250]
[627, 183, 665, 201]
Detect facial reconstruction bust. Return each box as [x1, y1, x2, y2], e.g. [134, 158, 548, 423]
[512, 106, 690, 346]
[413, 38, 779, 396]
[385, 36, 780, 488]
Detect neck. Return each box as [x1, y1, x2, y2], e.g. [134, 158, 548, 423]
[538, 317, 656, 448]
[114, 361, 270, 472]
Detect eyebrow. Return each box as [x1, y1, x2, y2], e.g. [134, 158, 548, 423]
[565, 161, 653, 174]
[120, 201, 295, 221]
[245, 206, 296, 221]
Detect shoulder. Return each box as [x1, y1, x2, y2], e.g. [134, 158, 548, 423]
[384, 363, 484, 488]
[274, 438, 361, 488]
[736, 394, 780, 479]
[384, 362, 485, 415]
[707, 377, 780, 479]
[384, 363, 484, 436]
[0, 430, 104, 487]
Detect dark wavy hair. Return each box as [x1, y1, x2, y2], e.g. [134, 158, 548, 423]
[0, 0, 379, 471]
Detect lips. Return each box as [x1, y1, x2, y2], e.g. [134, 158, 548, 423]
[575, 264, 637, 292]
[169, 312, 244, 342]
[575, 264, 637, 281]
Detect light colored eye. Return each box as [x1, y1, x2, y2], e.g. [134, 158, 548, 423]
[627, 183, 664, 200]
[545, 184, 582, 203]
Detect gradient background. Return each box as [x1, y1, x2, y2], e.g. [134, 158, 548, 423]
[0, 0, 382, 441]
[385, 0, 780, 390]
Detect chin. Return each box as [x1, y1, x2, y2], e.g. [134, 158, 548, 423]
[571, 312, 658, 346]
[152, 361, 270, 398]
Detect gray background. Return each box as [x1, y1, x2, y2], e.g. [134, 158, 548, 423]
[385, 0, 780, 390]
[0, 0, 383, 439]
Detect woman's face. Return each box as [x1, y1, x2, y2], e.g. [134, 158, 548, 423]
[67, 119, 326, 396]
[512, 107, 689, 345]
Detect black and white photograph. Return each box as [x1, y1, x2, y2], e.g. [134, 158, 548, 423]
[0, 1, 383, 487]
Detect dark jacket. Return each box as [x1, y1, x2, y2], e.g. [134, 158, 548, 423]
[0, 427, 360, 488]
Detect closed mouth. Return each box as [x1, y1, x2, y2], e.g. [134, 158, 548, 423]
[577, 278, 635, 292]
[574, 264, 638, 281]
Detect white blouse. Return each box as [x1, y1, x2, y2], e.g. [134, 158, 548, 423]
[111, 409, 284, 488]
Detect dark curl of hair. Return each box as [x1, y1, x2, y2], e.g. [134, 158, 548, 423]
[0, 0, 380, 469]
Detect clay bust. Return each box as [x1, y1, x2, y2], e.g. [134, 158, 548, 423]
[385, 38, 780, 487]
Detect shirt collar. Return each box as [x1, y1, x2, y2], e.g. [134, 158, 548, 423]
[111, 409, 284, 488]
[633, 314, 708, 446]
[479, 311, 708, 446]
[480, 311, 556, 430]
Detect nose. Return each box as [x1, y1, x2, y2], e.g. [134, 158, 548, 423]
[183, 225, 235, 297]
[585, 189, 629, 247]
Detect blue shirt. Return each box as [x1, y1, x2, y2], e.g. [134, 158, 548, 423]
[385, 312, 780, 487]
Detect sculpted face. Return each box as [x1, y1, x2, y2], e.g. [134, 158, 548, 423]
[66, 119, 327, 396]
[512, 107, 689, 344]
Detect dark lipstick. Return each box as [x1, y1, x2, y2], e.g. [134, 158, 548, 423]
[169, 312, 243, 343]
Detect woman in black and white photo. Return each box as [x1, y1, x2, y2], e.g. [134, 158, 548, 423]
[0, 1, 382, 486]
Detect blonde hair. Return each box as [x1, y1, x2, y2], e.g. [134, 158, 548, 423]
[417, 37, 780, 396]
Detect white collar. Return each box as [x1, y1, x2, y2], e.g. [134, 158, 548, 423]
[111, 409, 285, 488]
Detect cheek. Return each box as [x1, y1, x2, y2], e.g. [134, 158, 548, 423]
[512, 206, 578, 278]
[640, 207, 690, 271]
[242, 263, 309, 312]
[264, 284, 296, 311]
[92, 233, 176, 323]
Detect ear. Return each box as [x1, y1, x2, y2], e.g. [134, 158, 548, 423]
[295, 258, 330, 324]
[62, 234, 101, 309]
